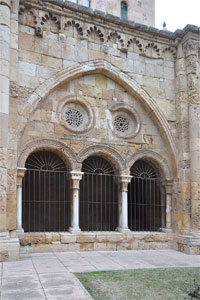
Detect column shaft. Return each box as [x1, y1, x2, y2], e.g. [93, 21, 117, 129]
[0, 0, 11, 231]
[117, 175, 132, 233]
[69, 171, 83, 234]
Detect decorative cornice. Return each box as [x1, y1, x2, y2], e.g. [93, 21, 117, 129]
[19, 0, 200, 40]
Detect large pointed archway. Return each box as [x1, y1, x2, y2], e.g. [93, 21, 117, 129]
[17, 60, 177, 177]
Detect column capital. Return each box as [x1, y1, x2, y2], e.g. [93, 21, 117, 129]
[17, 167, 26, 186]
[183, 39, 199, 57]
[118, 175, 132, 192]
[70, 171, 84, 189]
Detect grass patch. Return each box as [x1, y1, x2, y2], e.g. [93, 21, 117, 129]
[76, 268, 200, 300]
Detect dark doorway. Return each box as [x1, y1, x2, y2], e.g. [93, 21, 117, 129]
[22, 151, 70, 232]
[80, 156, 118, 231]
[128, 160, 166, 231]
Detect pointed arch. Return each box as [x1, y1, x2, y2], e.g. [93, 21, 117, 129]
[18, 59, 177, 172]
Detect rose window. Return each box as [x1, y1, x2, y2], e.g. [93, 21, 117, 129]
[114, 115, 129, 132]
[65, 108, 83, 128]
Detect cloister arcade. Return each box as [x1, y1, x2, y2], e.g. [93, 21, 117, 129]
[17, 147, 172, 235]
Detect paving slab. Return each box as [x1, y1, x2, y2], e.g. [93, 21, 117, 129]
[0, 250, 200, 300]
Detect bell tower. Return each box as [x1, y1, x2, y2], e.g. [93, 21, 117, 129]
[77, 0, 155, 27]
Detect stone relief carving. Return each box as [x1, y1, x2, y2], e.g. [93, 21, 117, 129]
[64, 20, 84, 37]
[127, 37, 143, 53]
[107, 31, 124, 48]
[18, 4, 177, 60]
[86, 26, 104, 42]
[163, 47, 177, 60]
[144, 42, 161, 58]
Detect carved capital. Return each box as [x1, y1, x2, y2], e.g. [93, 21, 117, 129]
[186, 55, 198, 74]
[70, 171, 84, 189]
[184, 39, 198, 57]
[17, 167, 26, 187]
[118, 175, 132, 192]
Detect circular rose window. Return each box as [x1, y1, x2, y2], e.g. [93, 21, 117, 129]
[114, 115, 129, 133]
[108, 103, 141, 139]
[65, 108, 83, 128]
[59, 97, 94, 134]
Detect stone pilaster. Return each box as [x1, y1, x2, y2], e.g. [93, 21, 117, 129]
[184, 39, 200, 234]
[175, 41, 190, 233]
[16, 168, 26, 232]
[68, 171, 84, 234]
[0, 0, 11, 232]
[116, 175, 132, 233]
[165, 182, 173, 231]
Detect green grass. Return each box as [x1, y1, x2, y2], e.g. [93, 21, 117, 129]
[76, 268, 200, 300]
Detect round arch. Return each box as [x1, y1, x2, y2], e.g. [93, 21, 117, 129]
[18, 59, 177, 173]
[17, 139, 77, 171]
[126, 149, 173, 181]
[77, 144, 126, 174]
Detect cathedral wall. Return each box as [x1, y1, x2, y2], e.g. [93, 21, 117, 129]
[5, 1, 177, 235]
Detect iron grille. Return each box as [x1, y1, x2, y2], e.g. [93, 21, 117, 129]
[128, 160, 166, 231]
[80, 173, 118, 231]
[22, 169, 71, 232]
[22, 151, 70, 233]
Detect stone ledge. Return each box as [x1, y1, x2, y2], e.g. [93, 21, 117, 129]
[175, 234, 200, 255]
[19, 231, 172, 254]
[0, 237, 20, 261]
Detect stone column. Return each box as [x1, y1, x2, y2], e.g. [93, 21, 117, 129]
[184, 39, 200, 233]
[175, 41, 191, 233]
[68, 171, 84, 234]
[16, 168, 26, 232]
[0, 0, 11, 232]
[165, 182, 173, 230]
[116, 175, 132, 233]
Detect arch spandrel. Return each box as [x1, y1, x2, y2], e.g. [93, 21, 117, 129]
[18, 59, 177, 174]
[17, 139, 77, 171]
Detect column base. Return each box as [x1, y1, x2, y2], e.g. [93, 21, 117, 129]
[68, 227, 81, 234]
[116, 227, 131, 233]
[161, 228, 173, 233]
[0, 232, 20, 261]
[16, 229, 24, 236]
[175, 232, 200, 255]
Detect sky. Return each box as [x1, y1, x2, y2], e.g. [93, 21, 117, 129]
[155, 0, 200, 32]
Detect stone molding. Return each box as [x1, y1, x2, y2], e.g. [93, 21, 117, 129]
[17, 138, 77, 170]
[18, 60, 177, 171]
[126, 149, 173, 180]
[77, 144, 126, 173]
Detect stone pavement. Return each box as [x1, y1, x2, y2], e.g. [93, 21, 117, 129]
[0, 250, 200, 300]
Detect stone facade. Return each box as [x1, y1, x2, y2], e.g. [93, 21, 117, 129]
[0, 0, 200, 260]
